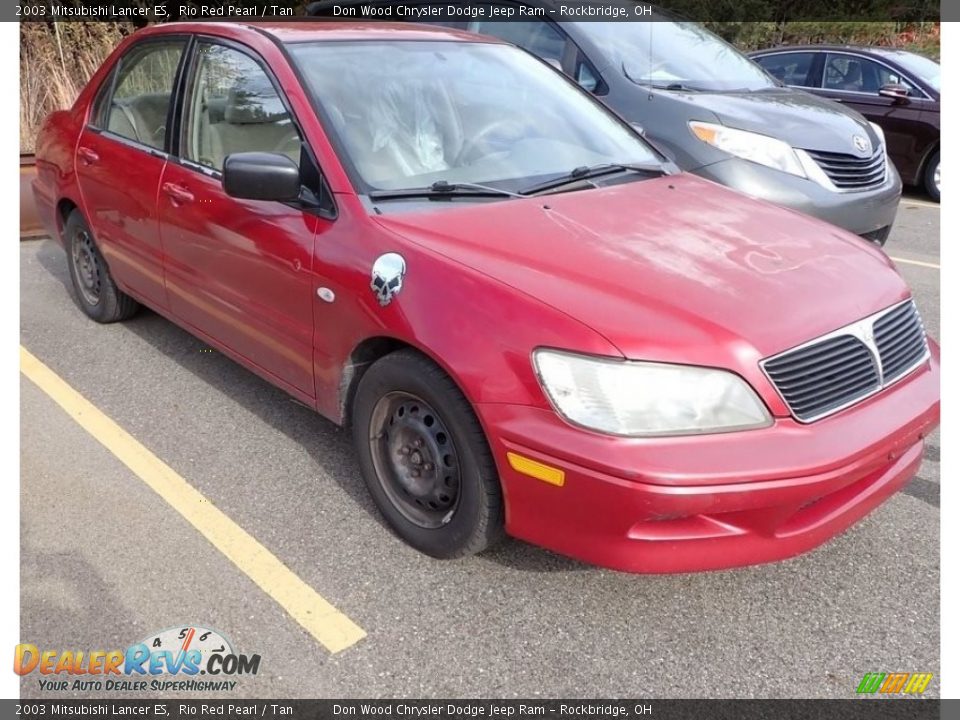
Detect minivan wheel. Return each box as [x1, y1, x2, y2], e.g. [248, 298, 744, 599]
[924, 151, 940, 202]
[64, 210, 139, 323]
[352, 350, 504, 558]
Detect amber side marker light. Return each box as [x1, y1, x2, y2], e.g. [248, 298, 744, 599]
[507, 452, 565, 487]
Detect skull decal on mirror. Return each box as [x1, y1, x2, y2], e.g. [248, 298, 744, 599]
[371, 253, 406, 307]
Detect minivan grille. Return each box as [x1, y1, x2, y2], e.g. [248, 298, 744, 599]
[805, 146, 887, 190]
[762, 300, 928, 422]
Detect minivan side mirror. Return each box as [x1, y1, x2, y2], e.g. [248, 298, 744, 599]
[223, 152, 301, 202]
[878, 84, 911, 103]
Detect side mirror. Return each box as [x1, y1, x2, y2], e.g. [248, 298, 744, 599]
[222, 152, 301, 202]
[878, 84, 910, 103]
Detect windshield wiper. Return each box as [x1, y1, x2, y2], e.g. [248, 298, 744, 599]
[518, 163, 666, 196]
[368, 180, 522, 201]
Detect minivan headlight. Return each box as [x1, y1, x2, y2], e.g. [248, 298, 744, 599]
[533, 349, 773, 437]
[690, 121, 806, 178]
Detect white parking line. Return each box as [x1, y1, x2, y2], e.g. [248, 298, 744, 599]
[901, 199, 940, 210]
[889, 256, 940, 270]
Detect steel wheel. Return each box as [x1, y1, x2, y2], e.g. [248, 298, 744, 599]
[368, 392, 462, 529]
[71, 229, 102, 306]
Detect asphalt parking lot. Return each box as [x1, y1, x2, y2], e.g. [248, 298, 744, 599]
[20, 195, 940, 699]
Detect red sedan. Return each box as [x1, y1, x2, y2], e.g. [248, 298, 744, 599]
[32, 22, 940, 573]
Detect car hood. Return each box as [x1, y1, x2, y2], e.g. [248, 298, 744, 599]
[659, 86, 880, 155]
[373, 174, 908, 366]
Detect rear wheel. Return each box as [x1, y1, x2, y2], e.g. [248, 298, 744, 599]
[923, 150, 940, 202]
[352, 350, 504, 558]
[64, 210, 139, 323]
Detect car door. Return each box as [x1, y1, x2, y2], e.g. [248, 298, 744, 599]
[157, 39, 324, 399]
[753, 51, 820, 88]
[815, 52, 921, 174]
[76, 37, 188, 309]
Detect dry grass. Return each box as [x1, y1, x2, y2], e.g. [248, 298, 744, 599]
[20, 23, 132, 153]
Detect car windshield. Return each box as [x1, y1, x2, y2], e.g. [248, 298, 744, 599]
[587, 21, 776, 92]
[287, 40, 660, 193]
[876, 49, 940, 92]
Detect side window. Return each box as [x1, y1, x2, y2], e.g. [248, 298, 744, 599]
[475, 20, 567, 68]
[183, 42, 301, 172]
[101, 40, 186, 150]
[823, 54, 916, 94]
[576, 60, 601, 93]
[755, 52, 817, 87]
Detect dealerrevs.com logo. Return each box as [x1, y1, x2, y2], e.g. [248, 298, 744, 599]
[14, 625, 261, 693]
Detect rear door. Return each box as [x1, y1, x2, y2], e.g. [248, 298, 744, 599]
[157, 38, 324, 399]
[76, 37, 188, 309]
[753, 51, 820, 88]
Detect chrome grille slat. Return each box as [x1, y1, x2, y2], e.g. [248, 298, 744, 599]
[804, 146, 887, 190]
[762, 299, 929, 423]
[876, 302, 928, 383]
[784, 372, 878, 408]
[765, 341, 868, 377]
[776, 358, 876, 394]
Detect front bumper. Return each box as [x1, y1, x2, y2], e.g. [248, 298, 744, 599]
[696, 156, 902, 238]
[480, 348, 939, 573]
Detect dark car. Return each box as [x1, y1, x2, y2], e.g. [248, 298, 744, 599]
[751, 45, 941, 201]
[308, 2, 903, 244]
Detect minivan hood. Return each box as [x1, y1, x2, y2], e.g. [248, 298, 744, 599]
[373, 174, 907, 366]
[654, 86, 879, 155]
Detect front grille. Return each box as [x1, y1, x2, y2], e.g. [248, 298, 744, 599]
[763, 335, 880, 421]
[874, 300, 927, 383]
[805, 146, 887, 190]
[762, 300, 929, 422]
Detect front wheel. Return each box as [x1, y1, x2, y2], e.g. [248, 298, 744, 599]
[924, 151, 940, 202]
[64, 210, 139, 323]
[352, 350, 504, 558]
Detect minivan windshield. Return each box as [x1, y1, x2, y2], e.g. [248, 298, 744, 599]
[588, 21, 776, 92]
[288, 40, 661, 193]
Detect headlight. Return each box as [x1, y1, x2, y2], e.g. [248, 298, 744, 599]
[869, 121, 886, 150]
[689, 121, 806, 178]
[533, 349, 772, 437]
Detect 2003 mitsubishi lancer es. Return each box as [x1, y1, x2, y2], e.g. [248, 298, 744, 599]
[33, 22, 939, 572]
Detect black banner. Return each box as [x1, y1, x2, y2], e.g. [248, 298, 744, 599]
[8, 0, 947, 23]
[2, 700, 952, 719]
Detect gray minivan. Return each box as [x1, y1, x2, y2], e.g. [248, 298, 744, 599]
[307, 2, 903, 244]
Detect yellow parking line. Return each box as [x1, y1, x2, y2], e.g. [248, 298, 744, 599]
[20, 345, 366, 654]
[889, 256, 940, 270]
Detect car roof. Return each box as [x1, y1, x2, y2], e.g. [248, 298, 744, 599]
[145, 20, 498, 45]
[750, 44, 911, 57]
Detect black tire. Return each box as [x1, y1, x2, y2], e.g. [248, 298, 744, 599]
[64, 210, 139, 323]
[352, 349, 504, 558]
[924, 150, 940, 202]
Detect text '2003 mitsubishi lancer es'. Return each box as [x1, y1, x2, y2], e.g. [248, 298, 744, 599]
[33, 22, 939, 573]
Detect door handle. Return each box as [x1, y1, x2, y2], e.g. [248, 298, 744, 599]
[78, 147, 99, 165]
[162, 182, 195, 206]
